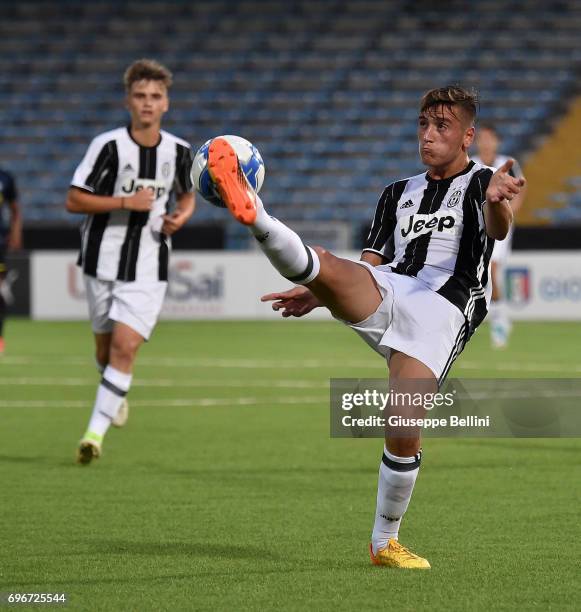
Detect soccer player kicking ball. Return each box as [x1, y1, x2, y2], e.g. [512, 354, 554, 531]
[207, 86, 524, 568]
[66, 59, 195, 464]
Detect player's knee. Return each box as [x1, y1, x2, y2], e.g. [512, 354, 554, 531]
[109, 336, 139, 366]
[312, 245, 336, 272]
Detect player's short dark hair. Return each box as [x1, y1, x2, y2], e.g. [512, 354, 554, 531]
[123, 59, 173, 92]
[420, 85, 479, 125]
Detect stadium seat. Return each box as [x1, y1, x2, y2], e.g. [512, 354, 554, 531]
[2, 0, 580, 243]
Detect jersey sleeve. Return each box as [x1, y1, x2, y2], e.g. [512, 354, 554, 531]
[472, 168, 494, 211]
[71, 136, 117, 194]
[362, 184, 398, 261]
[173, 144, 195, 195]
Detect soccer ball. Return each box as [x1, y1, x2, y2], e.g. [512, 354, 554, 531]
[191, 135, 265, 207]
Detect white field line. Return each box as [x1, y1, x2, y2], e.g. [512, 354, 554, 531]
[460, 390, 581, 400]
[0, 396, 326, 409]
[0, 377, 327, 389]
[456, 361, 581, 374]
[0, 355, 386, 369]
[1, 356, 580, 374]
[2, 389, 581, 410]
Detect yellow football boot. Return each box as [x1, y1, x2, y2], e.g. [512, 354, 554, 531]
[76, 434, 102, 465]
[370, 539, 431, 569]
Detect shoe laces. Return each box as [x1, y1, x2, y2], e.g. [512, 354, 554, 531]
[389, 540, 420, 560]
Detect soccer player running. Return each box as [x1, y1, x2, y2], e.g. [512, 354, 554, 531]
[206, 86, 525, 568]
[66, 59, 195, 464]
[472, 123, 527, 348]
[0, 168, 22, 355]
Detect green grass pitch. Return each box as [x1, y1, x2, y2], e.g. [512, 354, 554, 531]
[1, 319, 580, 611]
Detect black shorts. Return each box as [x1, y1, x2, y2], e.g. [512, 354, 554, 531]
[0, 244, 6, 274]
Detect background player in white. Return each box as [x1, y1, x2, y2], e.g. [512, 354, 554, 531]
[206, 86, 524, 568]
[472, 123, 527, 348]
[66, 59, 195, 464]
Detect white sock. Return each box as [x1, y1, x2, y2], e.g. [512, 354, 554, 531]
[85, 366, 132, 439]
[490, 300, 509, 328]
[250, 196, 320, 285]
[489, 299, 511, 343]
[371, 446, 422, 554]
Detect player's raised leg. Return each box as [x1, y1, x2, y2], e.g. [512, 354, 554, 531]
[208, 137, 382, 323]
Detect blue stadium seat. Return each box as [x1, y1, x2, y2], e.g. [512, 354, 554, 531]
[1, 0, 580, 243]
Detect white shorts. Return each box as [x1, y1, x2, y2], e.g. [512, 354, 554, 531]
[84, 275, 168, 340]
[491, 227, 513, 264]
[339, 263, 467, 383]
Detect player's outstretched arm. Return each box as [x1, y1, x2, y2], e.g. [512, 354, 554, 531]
[261, 250, 385, 318]
[65, 187, 154, 214]
[161, 193, 195, 235]
[484, 159, 524, 240]
[261, 286, 322, 318]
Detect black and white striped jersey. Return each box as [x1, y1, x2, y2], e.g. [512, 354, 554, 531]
[71, 126, 194, 282]
[364, 161, 495, 335]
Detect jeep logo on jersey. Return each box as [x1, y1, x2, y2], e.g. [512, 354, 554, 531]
[400, 212, 457, 240]
[121, 178, 166, 200]
[446, 189, 463, 208]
